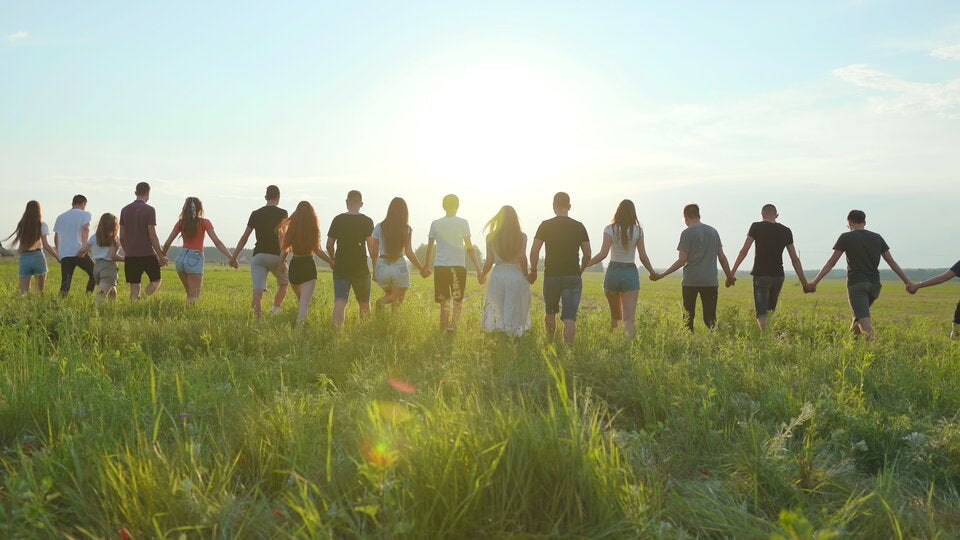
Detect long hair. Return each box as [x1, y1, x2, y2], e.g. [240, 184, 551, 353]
[279, 201, 319, 255]
[484, 205, 523, 261]
[380, 197, 409, 260]
[612, 199, 639, 249]
[5, 201, 42, 251]
[95, 213, 119, 247]
[178, 197, 204, 238]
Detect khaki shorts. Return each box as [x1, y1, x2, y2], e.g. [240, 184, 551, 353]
[251, 253, 289, 290]
[93, 259, 119, 287]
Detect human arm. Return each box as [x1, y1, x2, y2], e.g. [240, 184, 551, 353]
[404, 232, 426, 276]
[655, 251, 688, 281]
[41, 233, 59, 262]
[109, 240, 124, 262]
[636, 235, 656, 276]
[908, 269, 957, 294]
[881, 250, 912, 286]
[731, 236, 753, 276]
[465, 236, 483, 279]
[207, 228, 233, 260]
[230, 226, 254, 268]
[160, 225, 178, 256]
[479, 238, 494, 284]
[314, 246, 335, 267]
[422, 238, 435, 277]
[579, 240, 592, 275]
[79, 222, 90, 251]
[786, 244, 808, 288]
[519, 236, 530, 277]
[718, 247, 735, 288]
[368, 235, 379, 279]
[587, 233, 612, 267]
[809, 250, 844, 292]
[528, 237, 543, 284]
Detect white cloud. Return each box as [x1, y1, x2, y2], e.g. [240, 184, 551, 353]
[832, 63, 960, 118]
[931, 44, 960, 60]
[7, 31, 28, 43]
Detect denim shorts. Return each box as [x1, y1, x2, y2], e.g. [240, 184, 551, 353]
[603, 262, 640, 293]
[18, 250, 47, 277]
[376, 258, 410, 289]
[543, 275, 583, 321]
[848, 281, 881, 320]
[175, 248, 205, 275]
[333, 274, 371, 303]
[752, 275, 785, 316]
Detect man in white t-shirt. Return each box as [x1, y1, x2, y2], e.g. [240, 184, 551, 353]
[54, 194, 95, 296]
[424, 194, 482, 333]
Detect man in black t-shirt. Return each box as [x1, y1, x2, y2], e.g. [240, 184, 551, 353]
[809, 209, 914, 340]
[529, 192, 591, 345]
[907, 260, 960, 339]
[326, 190, 375, 329]
[230, 185, 289, 317]
[730, 204, 810, 331]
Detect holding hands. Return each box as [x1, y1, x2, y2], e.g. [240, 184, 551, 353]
[649, 272, 660, 281]
[725, 274, 737, 288]
[803, 282, 816, 294]
[527, 269, 538, 284]
[906, 282, 920, 294]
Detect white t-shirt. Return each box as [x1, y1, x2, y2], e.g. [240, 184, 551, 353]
[604, 224, 642, 264]
[428, 216, 471, 267]
[88, 234, 114, 261]
[53, 208, 92, 258]
[372, 223, 412, 258]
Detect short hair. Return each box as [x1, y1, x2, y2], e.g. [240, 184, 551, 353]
[683, 203, 700, 219]
[72, 194, 87, 206]
[135, 182, 151, 196]
[442, 194, 459, 212]
[265, 185, 280, 199]
[761, 203, 777, 215]
[847, 210, 866, 224]
[347, 190, 363, 203]
[553, 192, 570, 208]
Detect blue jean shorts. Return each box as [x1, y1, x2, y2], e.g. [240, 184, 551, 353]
[175, 248, 205, 275]
[376, 258, 410, 289]
[543, 275, 583, 321]
[752, 275, 785, 316]
[333, 274, 372, 303]
[603, 262, 640, 293]
[18, 250, 47, 277]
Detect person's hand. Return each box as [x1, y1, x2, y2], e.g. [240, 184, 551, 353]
[420, 267, 431, 278]
[279, 261, 288, 275]
[803, 282, 816, 294]
[906, 282, 920, 294]
[649, 272, 659, 281]
[229, 256, 239, 269]
[725, 275, 736, 288]
[527, 269, 538, 284]
[158, 255, 169, 267]
[478, 273, 486, 285]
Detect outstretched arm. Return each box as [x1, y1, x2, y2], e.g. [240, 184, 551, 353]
[908, 269, 957, 293]
[479, 239, 494, 284]
[528, 237, 543, 284]
[718, 247, 735, 287]
[587, 234, 612, 267]
[731, 236, 753, 275]
[41, 234, 59, 262]
[656, 250, 688, 280]
[161, 226, 178, 256]
[786, 244, 808, 287]
[810, 249, 844, 291]
[881, 250, 912, 286]
[207, 229, 234, 260]
[231, 226, 253, 264]
[404, 234, 426, 275]
[636, 235, 656, 276]
[579, 241, 592, 274]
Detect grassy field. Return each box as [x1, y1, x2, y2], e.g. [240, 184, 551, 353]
[1, 259, 959, 538]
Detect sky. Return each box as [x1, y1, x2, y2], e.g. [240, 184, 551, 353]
[2, 1, 959, 267]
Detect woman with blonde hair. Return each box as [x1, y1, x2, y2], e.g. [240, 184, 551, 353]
[161, 197, 233, 304]
[278, 201, 335, 323]
[478, 205, 531, 336]
[586, 199, 656, 338]
[5, 201, 59, 294]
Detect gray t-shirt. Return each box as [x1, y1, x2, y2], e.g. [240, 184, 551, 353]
[677, 223, 722, 287]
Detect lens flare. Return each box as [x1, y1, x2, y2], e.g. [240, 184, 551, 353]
[388, 378, 416, 395]
[375, 400, 413, 423]
[363, 440, 398, 468]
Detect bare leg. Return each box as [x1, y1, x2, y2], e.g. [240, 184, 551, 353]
[185, 274, 203, 304]
[359, 301, 370, 321]
[18, 276, 30, 295]
[35, 274, 46, 294]
[376, 287, 393, 309]
[145, 280, 161, 297]
[621, 290, 638, 339]
[333, 300, 347, 329]
[544, 313, 557, 340]
[451, 300, 463, 330]
[129, 283, 142, 300]
[562, 319, 576, 345]
[177, 272, 189, 300]
[296, 280, 317, 323]
[252, 289, 265, 317]
[272, 284, 287, 312]
[392, 288, 407, 306]
[604, 291, 623, 332]
[857, 317, 875, 341]
[757, 314, 768, 331]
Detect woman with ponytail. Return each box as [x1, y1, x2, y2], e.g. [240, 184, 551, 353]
[370, 197, 428, 308]
[5, 200, 59, 294]
[478, 205, 531, 336]
[277, 201, 335, 324]
[161, 197, 233, 303]
[586, 199, 656, 338]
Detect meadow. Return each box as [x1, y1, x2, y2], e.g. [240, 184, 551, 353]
[1, 259, 959, 538]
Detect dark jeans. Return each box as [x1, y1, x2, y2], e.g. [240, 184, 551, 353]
[60, 255, 95, 295]
[682, 285, 718, 331]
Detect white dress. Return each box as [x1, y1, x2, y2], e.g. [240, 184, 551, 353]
[482, 237, 531, 336]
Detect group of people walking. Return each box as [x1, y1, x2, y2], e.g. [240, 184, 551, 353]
[7, 183, 960, 342]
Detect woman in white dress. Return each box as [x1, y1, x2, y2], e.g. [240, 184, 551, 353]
[479, 206, 531, 336]
[586, 199, 656, 338]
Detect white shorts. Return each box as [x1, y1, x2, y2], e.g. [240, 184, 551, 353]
[375, 258, 410, 289]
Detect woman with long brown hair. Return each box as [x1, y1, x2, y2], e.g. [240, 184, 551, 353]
[277, 201, 335, 323]
[478, 205, 531, 336]
[161, 197, 234, 304]
[370, 197, 428, 308]
[79, 212, 125, 301]
[5, 200, 59, 294]
[586, 199, 656, 338]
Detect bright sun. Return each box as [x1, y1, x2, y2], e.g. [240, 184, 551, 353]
[407, 60, 590, 189]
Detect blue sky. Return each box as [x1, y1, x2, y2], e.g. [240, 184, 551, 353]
[2, 1, 959, 267]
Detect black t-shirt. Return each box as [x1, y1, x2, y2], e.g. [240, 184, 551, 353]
[833, 229, 890, 284]
[327, 213, 374, 277]
[247, 205, 288, 256]
[534, 216, 589, 277]
[747, 221, 794, 277]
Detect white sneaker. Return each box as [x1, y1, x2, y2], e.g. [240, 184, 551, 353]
[270, 306, 281, 314]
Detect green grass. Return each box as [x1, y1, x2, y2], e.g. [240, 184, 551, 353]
[1, 259, 959, 538]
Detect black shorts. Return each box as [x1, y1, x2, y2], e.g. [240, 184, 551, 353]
[434, 266, 467, 303]
[289, 255, 318, 286]
[124, 255, 162, 284]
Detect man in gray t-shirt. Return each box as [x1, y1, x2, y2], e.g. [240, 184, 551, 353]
[653, 204, 735, 330]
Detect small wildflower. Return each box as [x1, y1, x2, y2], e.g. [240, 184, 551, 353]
[388, 378, 416, 395]
[273, 509, 285, 519]
[119, 527, 132, 540]
[699, 467, 709, 476]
